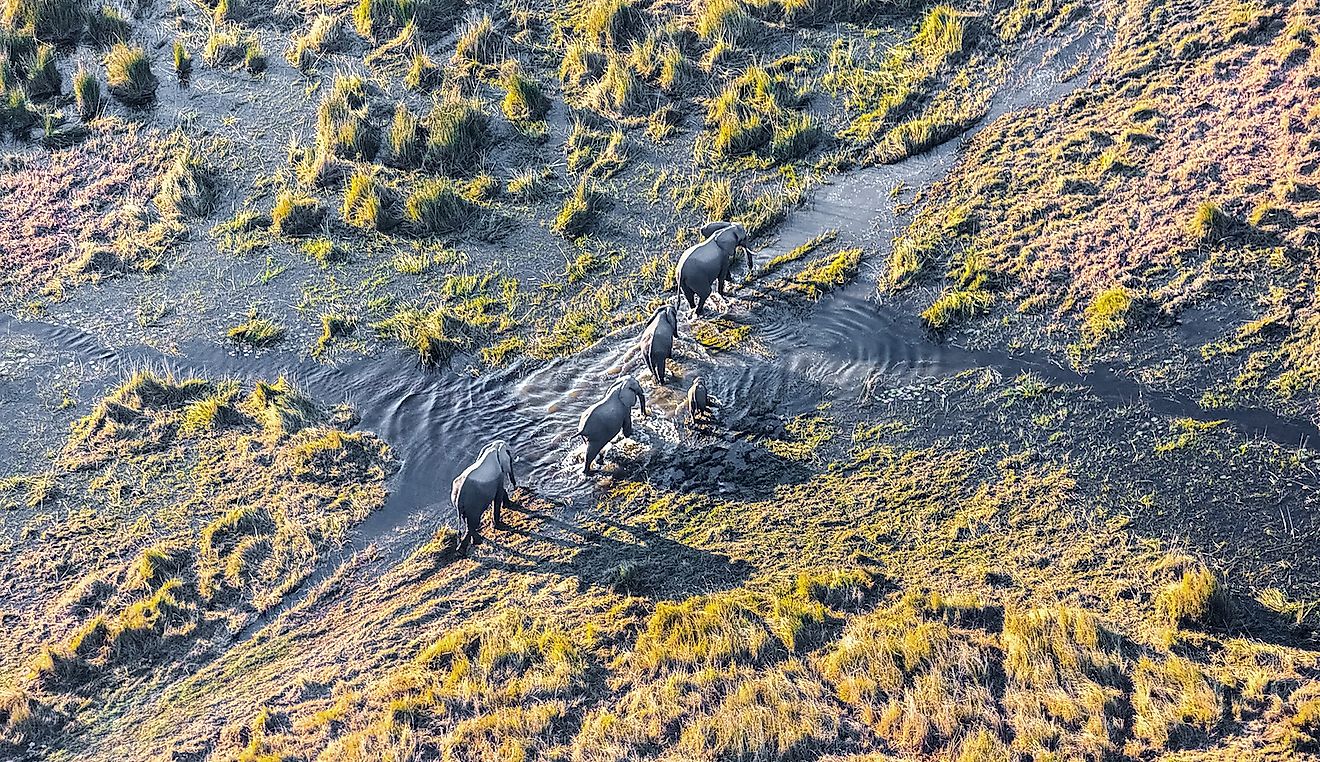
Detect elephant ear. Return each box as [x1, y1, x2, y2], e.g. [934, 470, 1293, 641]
[700, 221, 732, 239]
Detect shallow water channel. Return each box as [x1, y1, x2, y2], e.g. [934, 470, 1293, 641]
[2, 25, 1316, 614]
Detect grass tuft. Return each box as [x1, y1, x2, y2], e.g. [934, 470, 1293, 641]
[155, 145, 218, 218]
[104, 43, 157, 105]
[405, 178, 479, 235]
[271, 191, 326, 236]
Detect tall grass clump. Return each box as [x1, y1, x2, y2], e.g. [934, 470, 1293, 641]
[343, 169, 397, 231]
[551, 180, 601, 238]
[271, 191, 326, 236]
[1187, 201, 1231, 245]
[24, 42, 59, 99]
[155, 146, 218, 218]
[354, 0, 455, 40]
[72, 66, 100, 120]
[172, 40, 191, 79]
[405, 178, 478, 235]
[1153, 559, 1232, 629]
[373, 307, 467, 365]
[227, 314, 286, 347]
[104, 43, 157, 105]
[1081, 285, 1135, 345]
[576, 0, 647, 49]
[423, 96, 487, 174]
[693, 0, 752, 42]
[85, 4, 128, 47]
[317, 75, 379, 161]
[286, 14, 346, 71]
[501, 67, 550, 122]
[452, 12, 498, 66]
[706, 66, 815, 163]
[382, 101, 423, 168]
[586, 57, 650, 116]
[2, 0, 86, 44]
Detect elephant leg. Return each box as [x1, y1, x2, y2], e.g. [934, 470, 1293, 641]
[493, 488, 510, 530]
[657, 357, 667, 385]
[584, 439, 604, 474]
[681, 284, 697, 311]
[622, 414, 634, 438]
[696, 291, 708, 315]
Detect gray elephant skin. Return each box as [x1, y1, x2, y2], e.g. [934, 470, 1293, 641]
[687, 376, 711, 422]
[676, 221, 751, 314]
[451, 440, 516, 550]
[638, 304, 678, 384]
[576, 375, 647, 474]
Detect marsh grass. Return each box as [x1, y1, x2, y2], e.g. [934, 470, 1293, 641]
[551, 180, 602, 238]
[506, 166, 555, 201]
[155, 145, 218, 218]
[286, 14, 347, 71]
[423, 96, 487, 174]
[227, 314, 286, 347]
[271, 191, 326, 236]
[500, 67, 550, 122]
[786, 246, 862, 298]
[372, 307, 469, 365]
[704, 66, 817, 165]
[85, 4, 127, 48]
[25, 42, 59, 99]
[172, 40, 191, 79]
[382, 100, 423, 168]
[1153, 558, 1232, 628]
[104, 43, 157, 105]
[72, 66, 100, 120]
[2, 0, 85, 43]
[762, 229, 837, 275]
[343, 169, 398, 231]
[317, 75, 379, 161]
[405, 178, 478, 235]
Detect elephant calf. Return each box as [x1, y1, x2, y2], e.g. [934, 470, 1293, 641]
[577, 375, 647, 474]
[675, 221, 752, 315]
[639, 305, 678, 385]
[451, 440, 516, 551]
[687, 376, 712, 422]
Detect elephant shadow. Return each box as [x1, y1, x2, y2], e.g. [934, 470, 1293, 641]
[477, 499, 756, 601]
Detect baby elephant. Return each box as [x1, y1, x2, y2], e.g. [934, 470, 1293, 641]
[687, 376, 712, 422]
[577, 375, 647, 474]
[451, 440, 516, 552]
[639, 304, 678, 385]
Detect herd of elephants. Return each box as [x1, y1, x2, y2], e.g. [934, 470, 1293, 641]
[449, 220, 753, 549]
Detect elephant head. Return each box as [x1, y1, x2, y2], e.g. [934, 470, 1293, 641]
[701, 221, 753, 273]
[614, 374, 647, 417]
[482, 439, 517, 487]
[656, 304, 678, 335]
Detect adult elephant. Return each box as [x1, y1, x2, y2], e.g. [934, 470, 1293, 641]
[451, 440, 516, 551]
[576, 375, 647, 474]
[675, 221, 752, 315]
[638, 304, 678, 385]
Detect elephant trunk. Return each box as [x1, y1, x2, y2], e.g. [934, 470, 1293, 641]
[744, 245, 754, 274]
[636, 388, 648, 417]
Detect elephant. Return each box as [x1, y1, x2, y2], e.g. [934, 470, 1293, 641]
[675, 221, 752, 315]
[638, 304, 678, 385]
[576, 375, 647, 474]
[687, 376, 711, 422]
[451, 440, 516, 551]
